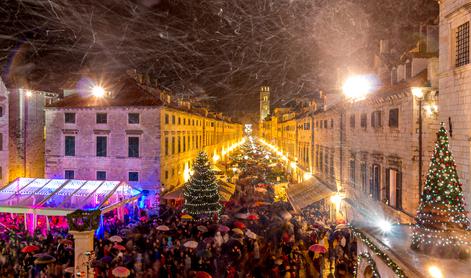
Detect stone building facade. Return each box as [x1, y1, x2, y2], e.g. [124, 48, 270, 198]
[8, 88, 60, 181]
[439, 0, 471, 210]
[0, 79, 8, 186]
[45, 77, 242, 193]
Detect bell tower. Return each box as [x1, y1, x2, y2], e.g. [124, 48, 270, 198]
[260, 86, 270, 121]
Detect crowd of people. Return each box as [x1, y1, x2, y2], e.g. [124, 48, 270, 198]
[0, 139, 357, 277]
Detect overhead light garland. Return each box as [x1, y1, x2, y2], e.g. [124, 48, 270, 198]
[353, 252, 380, 278]
[351, 226, 407, 278]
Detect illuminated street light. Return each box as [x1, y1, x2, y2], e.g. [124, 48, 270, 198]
[342, 75, 372, 100]
[290, 161, 297, 170]
[378, 219, 393, 234]
[25, 90, 33, 97]
[411, 87, 424, 99]
[428, 265, 443, 278]
[303, 172, 312, 181]
[213, 153, 220, 162]
[92, 85, 106, 97]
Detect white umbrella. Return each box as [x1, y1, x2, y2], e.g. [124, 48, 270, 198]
[109, 235, 123, 243]
[246, 230, 257, 239]
[197, 225, 208, 232]
[255, 187, 267, 193]
[184, 241, 198, 249]
[235, 213, 248, 219]
[156, 225, 170, 231]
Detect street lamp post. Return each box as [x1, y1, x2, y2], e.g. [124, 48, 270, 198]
[412, 87, 424, 199]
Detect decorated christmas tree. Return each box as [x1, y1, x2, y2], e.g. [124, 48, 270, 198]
[411, 124, 470, 256]
[183, 151, 222, 218]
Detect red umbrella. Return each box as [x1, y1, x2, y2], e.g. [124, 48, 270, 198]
[247, 214, 259, 220]
[112, 266, 131, 277]
[233, 221, 246, 229]
[113, 244, 126, 251]
[21, 245, 39, 253]
[309, 244, 327, 254]
[196, 271, 212, 278]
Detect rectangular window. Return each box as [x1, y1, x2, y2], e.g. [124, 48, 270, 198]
[178, 117, 181, 125]
[350, 114, 355, 128]
[172, 115, 176, 124]
[456, 21, 470, 67]
[128, 137, 139, 157]
[361, 163, 367, 193]
[65, 113, 76, 124]
[96, 113, 107, 124]
[165, 114, 169, 124]
[388, 108, 399, 128]
[0, 107, 3, 117]
[360, 113, 367, 128]
[165, 137, 169, 156]
[324, 120, 328, 128]
[128, 113, 140, 124]
[183, 135, 186, 152]
[371, 111, 382, 128]
[128, 172, 139, 182]
[0, 133, 2, 151]
[172, 137, 175, 154]
[349, 160, 355, 187]
[96, 136, 107, 157]
[330, 153, 334, 178]
[65, 170, 75, 179]
[65, 136, 75, 156]
[178, 136, 181, 153]
[372, 164, 381, 201]
[96, 171, 106, 180]
[330, 119, 334, 128]
[386, 168, 402, 209]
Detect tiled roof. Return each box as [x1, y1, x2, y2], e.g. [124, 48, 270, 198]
[47, 77, 163, 108]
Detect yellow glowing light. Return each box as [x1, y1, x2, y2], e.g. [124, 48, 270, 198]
[183, 164, 191, 183]
[330, 193, 343, 211]
[411, 87, 424, 99]
[428, 265, 443, 278]
[290, 161, 297, 170]
[342, 75, 372, 100]
[303, 172, 312, 181]
[25, 90, 33, 97]
[213, 153, 220, 162]
[92, 85, 106, 97]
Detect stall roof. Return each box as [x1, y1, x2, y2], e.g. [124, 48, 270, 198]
[287, 176, 335, 212]
[0, 178, 141, 216]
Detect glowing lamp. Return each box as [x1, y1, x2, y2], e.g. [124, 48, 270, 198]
[183, 164, 191, 183]
[411, 87, 424, 99]
[92, 85, 106, 97]
[213, 153, 220, 162]
[290, 161, 297, 170]
[303, 172, 312, 181]
[428, 265, 443, 278]
[25, 90, 33, 97]
[342, 75, 372, 100]
[330, 194, 342, 206]
[378, 219, 393, 233]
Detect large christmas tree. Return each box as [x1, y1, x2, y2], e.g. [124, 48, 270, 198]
[411, 124, 470, 256]
[183, 151, 222, 217]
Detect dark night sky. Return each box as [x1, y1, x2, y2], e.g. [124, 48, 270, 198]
[0, 0, 438, 115]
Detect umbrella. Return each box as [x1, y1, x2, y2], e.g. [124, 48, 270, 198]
[235, 213, 248, 219]
[113, 244, 126, 251]
[181, 214, 193, 220]
[33, 253, 50, 258]
[275, 258, 283, 265]
[109, 235, 123, 243]
[255, 187, 267, 193]
[112, 266, 131, 277]
[233, 221, 246, 229]
[309, 244, 327, 254]
[21, 245, 39, 253]
[196, 271, 212, 278]
[203, 237, 214, 244]
[156, 225, 170, 231]
[220, 215, 230, 220]
[34, 254, 56, 265]
[231, 228, 244, 235]
[184, 241, 198, 249]
[247, 214, 259, 220]
[246, 230, 257, 239]
[100, 256, 113, 263]
[197, 226, 208, 232]
[335, 224, 348, 230]
[337, 219, 347, 224]
[60, 239, 73, 245]
[218, 225, 230, 232]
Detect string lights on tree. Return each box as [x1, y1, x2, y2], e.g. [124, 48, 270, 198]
[411, 124, 470, 256]
[183, 151, 222, 218]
